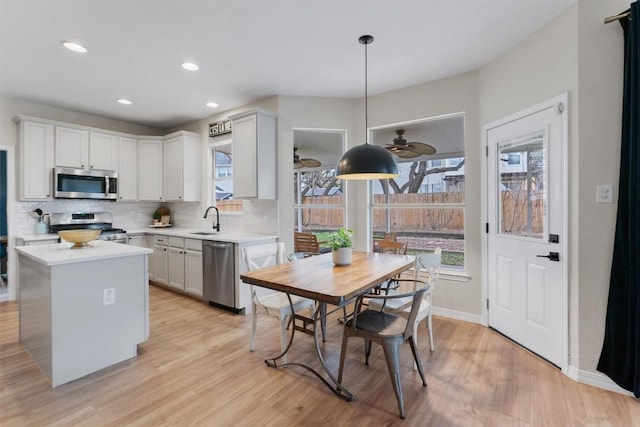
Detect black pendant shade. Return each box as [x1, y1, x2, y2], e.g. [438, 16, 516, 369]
[336, 34, 399, 180]
[336, 144, 399, 180]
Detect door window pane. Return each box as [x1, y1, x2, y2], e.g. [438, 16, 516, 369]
[498, 131, 546, 239]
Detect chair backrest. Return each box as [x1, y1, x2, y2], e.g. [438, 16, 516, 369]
[414, 248, 441, 283]
[376, 240, 408, 255]
[293, 232, 320, 254]
[242, 242, 285, 272]
[373, 232, 398, 252]
[359, 279, 431, 340]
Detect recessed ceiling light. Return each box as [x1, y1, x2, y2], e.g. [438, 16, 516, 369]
[182, 62, 199, 71]
[62, 41, 87, 53]
[117, 99, 132, 105]
[206, 102, 219, 108]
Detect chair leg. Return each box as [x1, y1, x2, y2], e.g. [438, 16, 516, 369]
[412, 321, 419, 370]
[428, 313, 434, 351]
[250, 306, 258, 352]
[320, 303, 327, 342]
[337, 331, 350, 384]
[365, 339, 372, 366]
[279, 315, 289, 364]
[382, 341, 406, 419]
[408, 335, 427, 387]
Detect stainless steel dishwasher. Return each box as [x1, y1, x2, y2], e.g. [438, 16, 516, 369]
[203, 241, 236, 311]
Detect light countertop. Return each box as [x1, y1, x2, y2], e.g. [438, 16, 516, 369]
[15, 240, 152, 266]
[128, 227, 278, 244]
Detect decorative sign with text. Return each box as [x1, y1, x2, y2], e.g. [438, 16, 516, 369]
[208, 120, 232, 137]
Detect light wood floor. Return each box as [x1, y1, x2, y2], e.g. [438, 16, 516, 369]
[1, 285, 638, 426]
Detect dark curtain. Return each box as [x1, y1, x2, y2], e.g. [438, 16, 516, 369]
[597, 2, 640, 398]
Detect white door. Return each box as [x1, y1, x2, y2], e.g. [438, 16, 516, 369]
[486, 94, 567, 368]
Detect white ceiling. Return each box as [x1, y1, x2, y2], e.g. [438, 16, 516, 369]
[0, 0, 575, 130]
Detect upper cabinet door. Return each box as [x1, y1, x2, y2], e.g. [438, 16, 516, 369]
[89, 132, 118, 171]
[55, 126, 89, 168]
[138, 139, 163, 201]
[162, 135, 183, 201]
[229, 108, 277, 199]
[118, 137, 138, 201]
[19, 120, 55, 200]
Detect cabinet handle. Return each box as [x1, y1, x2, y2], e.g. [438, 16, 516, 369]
[81, 164, 85, 168]
[90, 165, 94, 169]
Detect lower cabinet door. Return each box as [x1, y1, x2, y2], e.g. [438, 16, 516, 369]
[184, 249, 203, 297]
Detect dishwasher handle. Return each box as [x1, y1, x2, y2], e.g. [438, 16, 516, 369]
[204, 241, 233, 249]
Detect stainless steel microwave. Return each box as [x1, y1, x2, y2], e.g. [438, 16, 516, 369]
[53, 167, 118, 200]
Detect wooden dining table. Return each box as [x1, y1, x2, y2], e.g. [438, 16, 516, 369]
[240, 250, 415, 400]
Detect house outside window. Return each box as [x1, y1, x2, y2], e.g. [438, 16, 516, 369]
[293, 167, 345, 246]
[210, 140, 243, 212]
[370, 157, 466, 269]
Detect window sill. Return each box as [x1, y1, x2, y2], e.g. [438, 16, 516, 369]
[403, 268, 471, 283]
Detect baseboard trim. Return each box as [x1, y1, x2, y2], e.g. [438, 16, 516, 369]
[432, 307, 482, 324]
[567, 366, 635, 397]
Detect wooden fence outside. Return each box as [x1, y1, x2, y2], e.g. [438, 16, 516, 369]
[296, 192, 543, 234]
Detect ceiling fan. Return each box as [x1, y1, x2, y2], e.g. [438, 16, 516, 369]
[293, 147, 321, 169]
[385, 129, 437, 159]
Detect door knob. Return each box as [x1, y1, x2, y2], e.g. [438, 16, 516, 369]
[537, 252, 560, 262]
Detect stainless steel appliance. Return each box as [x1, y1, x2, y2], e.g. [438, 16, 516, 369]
[203, 241, 237, 312]
[53, 167, 118, 200]
[49, 212, 127, 243]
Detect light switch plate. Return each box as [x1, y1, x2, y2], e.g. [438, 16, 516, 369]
[103, 288, 116, 305]
[596, 184, 613, 203]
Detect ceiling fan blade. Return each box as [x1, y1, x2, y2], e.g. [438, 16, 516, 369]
[298, 158, 321, 168]
[406, 142, 437, 155]
[385, 145, 421, 158]
[391, 148, 421, 158]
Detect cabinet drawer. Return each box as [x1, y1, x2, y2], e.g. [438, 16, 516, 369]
[169, 236, 185, 247]
[184, 238, 202, 251]
[154, 235, 168, 245]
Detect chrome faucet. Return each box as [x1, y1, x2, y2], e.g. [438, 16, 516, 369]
[204, 206, 220, 232]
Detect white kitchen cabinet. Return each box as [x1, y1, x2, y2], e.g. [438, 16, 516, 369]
[153, 236, 203, 298]
[184, 239, 203, 298]
[54, 126, 89, 168]
[229, 108, 277, 199]
[127, 234, 146, 247]
[167, 237, 185, 291]
[55, 128, 118, 171]
[153, 235, 169, 284]
[146, 235, 155, 280]
[118, 137, 138, 201]
[17, 119, 55, 200]
[138, 139, 163, 201]
[162, 131, 201, 202]
[89, 132, 118, 171]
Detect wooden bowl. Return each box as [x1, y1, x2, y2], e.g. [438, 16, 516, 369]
[58, 230, 101, 249]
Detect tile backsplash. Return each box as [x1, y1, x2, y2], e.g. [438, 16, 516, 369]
[14, 199, 279, 236]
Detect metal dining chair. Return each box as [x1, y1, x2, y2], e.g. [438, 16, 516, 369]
[241, 242, 316, 363]
[369, 248, 441, 357]
[337, 278, 431, 419]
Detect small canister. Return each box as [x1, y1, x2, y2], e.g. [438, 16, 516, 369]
[35, 220, 48, 235]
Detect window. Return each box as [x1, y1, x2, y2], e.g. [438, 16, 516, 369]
[293, 167, 345, 245]
[371, 156, 466, 269]
[209, 139, 242, 212]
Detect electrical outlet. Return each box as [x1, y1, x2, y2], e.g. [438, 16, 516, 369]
[102, 288, 116, 306]
[596, 184, 613, 203]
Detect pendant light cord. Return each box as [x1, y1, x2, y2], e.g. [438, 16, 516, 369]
[364, 40, 368, 143]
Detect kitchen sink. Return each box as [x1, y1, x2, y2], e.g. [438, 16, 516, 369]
[190, 231, 220, 236]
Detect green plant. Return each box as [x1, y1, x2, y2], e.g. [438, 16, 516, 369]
[327, 228, 353, 250]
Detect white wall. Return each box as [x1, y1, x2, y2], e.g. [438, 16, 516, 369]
[478, 0, 628, 375]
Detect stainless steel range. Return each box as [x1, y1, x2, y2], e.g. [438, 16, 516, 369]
[49, 212, 127, 243]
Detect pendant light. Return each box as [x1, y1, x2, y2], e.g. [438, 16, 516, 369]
[336, 35, 399, 180]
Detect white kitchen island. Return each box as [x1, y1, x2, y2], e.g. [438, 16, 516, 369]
[15, 240, 152, 387]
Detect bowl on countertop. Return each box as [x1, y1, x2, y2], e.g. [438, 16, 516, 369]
[58, 230, 101, 249]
